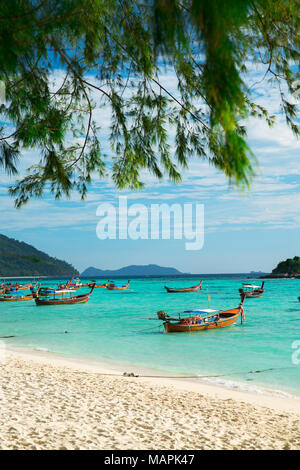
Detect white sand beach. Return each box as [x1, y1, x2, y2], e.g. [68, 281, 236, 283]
[0, 347, 299, 450]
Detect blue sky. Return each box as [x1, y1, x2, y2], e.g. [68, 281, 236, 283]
[0, 62, 299, 274]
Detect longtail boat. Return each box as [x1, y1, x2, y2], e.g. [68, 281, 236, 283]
[106, 280, 130, 291]
[95, 282, 108, 288]
[68, 278, 82, 289]
[164, 281, 202, 293]
[0, 291, 34, 302]
[81, 281, 93, 287]
[4, 281, 38, 292]
[81, 280, 108, 288]
[58, 278, 81, 290]
[4, 282, 21, 290]
[157, 295, 246, 333]
[239, 282, 264, 298]
[16, 281, 38, 291]
[31, 283, 96, 306]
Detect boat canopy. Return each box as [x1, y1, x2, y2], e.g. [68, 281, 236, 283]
[242, 284, 261, 288]
[183, 309, 217, 314]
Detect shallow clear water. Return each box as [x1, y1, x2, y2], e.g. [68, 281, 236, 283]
[1, 277, 300, 397]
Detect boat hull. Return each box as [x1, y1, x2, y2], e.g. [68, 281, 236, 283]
[164, 281, 202, 293]
[165, 287, 200, 293]
[163, 308, 240, 333]
[243, 292, 263, 298]
[239, 290, 263, 298]
[34, 295, 90, 306]
[106, 286, 129, 290]
[0, 295, 33, 302]
[106, 282, 130, 291]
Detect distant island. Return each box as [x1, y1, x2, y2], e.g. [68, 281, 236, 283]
[0, 234, 79, 277]
[81, 264, 185, 277]
[249, 271, 266, 276]
[262, 256, 300, 278]
[82, 265, 270, 278]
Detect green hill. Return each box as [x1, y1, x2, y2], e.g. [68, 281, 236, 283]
[0, 234, 79, 277]
[272, 256, 300, 276]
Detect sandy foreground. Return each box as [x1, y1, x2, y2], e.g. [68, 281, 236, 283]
[0, 347, 299, 450]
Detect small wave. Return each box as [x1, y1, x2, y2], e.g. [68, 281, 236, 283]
[199, 376, 300, 401]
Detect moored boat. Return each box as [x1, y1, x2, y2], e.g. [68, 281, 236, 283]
[31, 283, 96, 306]
[157, 295, 246, 333]
[0, 291, 34, 302]
[68, 278, 82, 289]
[4, 281, 39, 293]
[164, 281, 203, 293]
[95, 282, 108, 288]
[239, 282, 264, 298]
[16, 281, 39, 291]
[81, 280, 108, 288]
[106, 280, 130, 291]
[58, 278, 82, 290]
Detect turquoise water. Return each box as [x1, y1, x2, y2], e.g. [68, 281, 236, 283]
[0, 277, 300, 397]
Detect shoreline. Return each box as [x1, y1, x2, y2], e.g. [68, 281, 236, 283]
[1, 345, 300, 449]
[5, 344, 300, 415]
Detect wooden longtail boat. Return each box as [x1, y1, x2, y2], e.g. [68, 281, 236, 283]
[0, 291, 34, 302]
[157, 295, 246, 333]
[81, 280, 108, 288]
[58, 278, 81, 290]
[95, 282, 108, 288]
[5, 281, 38, 292]
[16, 281, 38, 291]
[164, 281, 203, 293]
[239, 282, 264, 298]
[68, 278, 82, 289]
[31, 283, 96, 306]
[106, 280, 130, 291]
[4, 282, 22, 290]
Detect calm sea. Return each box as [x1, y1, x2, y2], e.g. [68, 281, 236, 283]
[1, 277, 300, 398]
